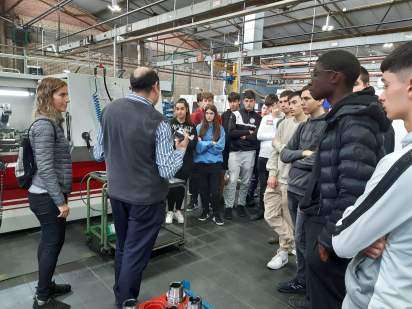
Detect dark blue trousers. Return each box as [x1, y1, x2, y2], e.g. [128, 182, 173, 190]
[110, 198, 165, 307]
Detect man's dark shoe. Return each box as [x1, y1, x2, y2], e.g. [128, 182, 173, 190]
[236, 205, 247, 217]
[33, 297, 71, 309]
[212, 214, 224, 226]
[278, 278, 306, 294]
[198, 211, 210, 221]
[49, 281, 72, 297]
[224, 208, 233, 220]
[287, 296, 307, 309]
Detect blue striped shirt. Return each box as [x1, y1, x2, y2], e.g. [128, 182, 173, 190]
[93, 93, 184, 179]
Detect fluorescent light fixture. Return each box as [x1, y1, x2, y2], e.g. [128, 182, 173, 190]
[330, 42, 339, 47]
[383, 42, 394, 49]
[0, 89, 31, 97]
[108, 0, 121, 12]
[322, 14, 334, 31]
[63, 69, 70, 73]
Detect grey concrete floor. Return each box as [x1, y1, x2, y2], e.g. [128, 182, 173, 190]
[0, 209, 303, 309]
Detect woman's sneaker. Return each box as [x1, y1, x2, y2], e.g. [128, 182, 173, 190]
[33, 296, 71, 309]
[266, 250, 288, 270]
[198, 211, 210, 221]
[212, 214, 224, 226]
[277, 278, 306, 294]
[165, 211, 174, 224]
[174, 210, 184, 224]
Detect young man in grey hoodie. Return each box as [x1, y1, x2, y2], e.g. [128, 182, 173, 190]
[277, 85, 326, 298]
[332, 41, 412, 309]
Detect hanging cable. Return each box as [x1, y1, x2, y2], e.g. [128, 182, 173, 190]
[308, 0, 318, 72]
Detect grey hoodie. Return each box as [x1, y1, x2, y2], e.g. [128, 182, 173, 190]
[332, 132, 412, 309]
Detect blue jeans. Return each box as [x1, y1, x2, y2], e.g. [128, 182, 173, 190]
[29, 193, 66, 300]
[110, 198, 165, 307]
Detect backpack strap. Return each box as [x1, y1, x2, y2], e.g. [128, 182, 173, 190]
[28, 118, 58, 142]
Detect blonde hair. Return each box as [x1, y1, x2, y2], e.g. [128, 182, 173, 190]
[34, 77, 67, 124]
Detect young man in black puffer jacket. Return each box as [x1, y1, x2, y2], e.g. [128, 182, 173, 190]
[299, 50, 394, 309]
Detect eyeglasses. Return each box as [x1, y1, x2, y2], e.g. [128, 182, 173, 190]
[310, 69, 339, 79]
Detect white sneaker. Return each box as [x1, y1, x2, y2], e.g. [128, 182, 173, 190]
[290, 249, 296, 256]
[267, 250, 288, 270]
[174, 210, 184, 224]
[165, 211, 174, 224]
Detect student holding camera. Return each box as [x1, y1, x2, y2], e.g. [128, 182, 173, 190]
[166, 98, 197, 224]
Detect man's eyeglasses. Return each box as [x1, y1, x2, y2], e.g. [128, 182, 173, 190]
[310, 69, 339, 79]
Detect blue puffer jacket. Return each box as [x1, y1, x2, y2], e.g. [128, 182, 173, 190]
[301, 88, 393, 251]
[194, 123, 225, 164]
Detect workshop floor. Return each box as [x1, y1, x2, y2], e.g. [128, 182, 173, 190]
[0, 209, 302, 309]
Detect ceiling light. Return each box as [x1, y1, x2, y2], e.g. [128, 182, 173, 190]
[0, 89, 32, 97]
[383, 43, 394, 49]
[322, 14, 334, 32]
[342, 7, 347, 12]
[63, 69, 70, 73]
[330, 42, 339, 47]
[108, 0, 121, 12]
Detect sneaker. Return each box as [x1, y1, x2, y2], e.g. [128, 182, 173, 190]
[267, 250, 288, 270]
[212, 214, 224, 226]
[288, 296, 307, 309]
[278, 278, 306, 294]
[33, 296, 71, 309]
[289, 249, 296, 256]
[174, 210, 184, 224]
[165, 211, 174, 224]
[224, 208, 233, 220]
[198, 211, 210, 222]
[236, 205, 247, 217]
[49, 281, 71, 297]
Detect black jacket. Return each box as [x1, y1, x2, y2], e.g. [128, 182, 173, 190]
[221, 109, 236, 169]
[170, 118, 197, 180]
[229, 109, 262, 152]
[280, 115, 327, 196]
[300, 88, 394, 252]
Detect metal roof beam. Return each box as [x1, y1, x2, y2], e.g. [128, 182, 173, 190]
[154, 31, 412, 67]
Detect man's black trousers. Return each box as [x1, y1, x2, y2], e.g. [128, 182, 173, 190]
[305, 216, 350, 309]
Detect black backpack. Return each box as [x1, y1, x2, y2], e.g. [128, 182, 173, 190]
[15, 119, 57, 189]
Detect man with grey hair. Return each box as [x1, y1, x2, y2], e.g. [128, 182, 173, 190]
[102, 67, 189, 307]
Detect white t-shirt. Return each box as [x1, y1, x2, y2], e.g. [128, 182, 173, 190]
[257, 114, 280, 158]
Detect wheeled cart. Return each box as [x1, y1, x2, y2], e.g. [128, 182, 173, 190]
[85, 172, 187, 254]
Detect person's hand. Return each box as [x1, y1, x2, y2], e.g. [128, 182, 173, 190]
[58, 204, 70, 218]
[240, 136, 246, 140]
[212, 141, 217, 145]
[197, 136, 202, 141]
[176, 133, 189, 150]
[318, 243, 330, 262]
[302, 150, 314, 157]
[267, 176, 278, 189]
[249, 130, 254, 135]
[363, 237, 386, 259]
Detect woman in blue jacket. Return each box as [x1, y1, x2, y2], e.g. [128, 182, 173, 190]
[194, 104, 225, 225]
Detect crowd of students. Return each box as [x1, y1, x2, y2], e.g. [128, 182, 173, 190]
[25, 41, 412, 309]
[166, 43, 412, 309]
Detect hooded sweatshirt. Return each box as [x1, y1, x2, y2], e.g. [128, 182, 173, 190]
[332, 132, 412, 309]
[300, 88, 393, 251]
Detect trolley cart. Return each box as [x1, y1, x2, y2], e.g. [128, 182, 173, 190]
[85, 171, 187, 254]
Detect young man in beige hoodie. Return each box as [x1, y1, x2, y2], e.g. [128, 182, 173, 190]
[264, 91, 307, 270]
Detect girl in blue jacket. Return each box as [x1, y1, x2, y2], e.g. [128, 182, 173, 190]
[194, 104, 225, 225]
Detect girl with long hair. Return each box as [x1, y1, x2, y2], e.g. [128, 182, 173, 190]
[29, 77, 72, 308]
[166, 98, 197, 224]
[194, 104, 225, 225]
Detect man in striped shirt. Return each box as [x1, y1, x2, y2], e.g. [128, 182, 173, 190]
[101, 67, 189, 307]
